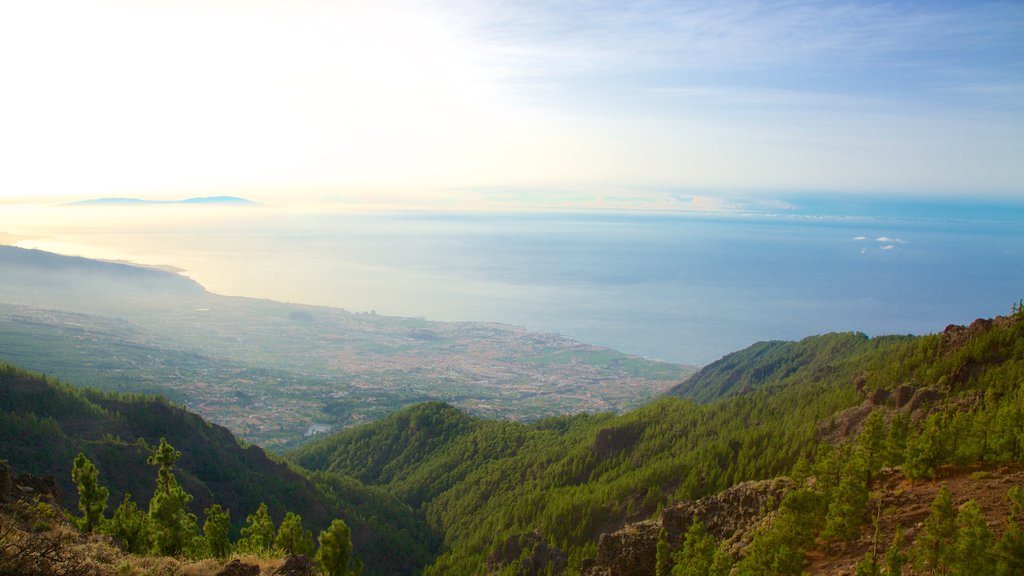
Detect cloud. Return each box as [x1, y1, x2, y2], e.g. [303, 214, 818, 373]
[880, 245, 896, 250]
[853, 236, 867, 241]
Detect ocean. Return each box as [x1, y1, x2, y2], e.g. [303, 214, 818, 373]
[5, 196, 1024, 365]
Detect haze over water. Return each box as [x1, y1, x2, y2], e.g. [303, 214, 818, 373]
[3, 195, 1022, 365]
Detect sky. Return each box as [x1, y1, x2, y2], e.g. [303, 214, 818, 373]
[0, 0, 1022, 206]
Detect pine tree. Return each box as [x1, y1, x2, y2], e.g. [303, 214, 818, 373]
[276, 511, 315, 557]
[733, 488, 823, 576]
[239, 502, 276, 553]
[854, 552, 881, 576]
[904, 414, 946, 480]
[951, 499, 994, 575]
[318, 518, 354, 576]
[823, 448, 869, 541]
[655, 527, 670, 576]
[859, 410, 886, 485]
[885, 413, 910, 467]
[147, 437, 197, 555]
[912, 486, 957, 575]
[104, 493, 150, 554]
[994, 487, 1024, 576]
[671, 520, 717, 576]
[884, 527, 906, 576]
[70, 452, 109, 533]
[202, 504, 232, 558]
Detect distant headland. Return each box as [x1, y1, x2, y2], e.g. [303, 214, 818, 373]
[67, 196, 258, 206]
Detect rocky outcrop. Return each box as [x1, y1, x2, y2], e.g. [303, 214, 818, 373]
[581, 478, 792, 576]
[905, 387, 940, 413]
[0, 461, 60, 507]
[892, 384, 915, 408]
[215, 559, 260, 576]
[942, 318, 994, 353]
[269, 555, 317, 576]
[486, 531, 567, 576]
[583, 523, 658, 576]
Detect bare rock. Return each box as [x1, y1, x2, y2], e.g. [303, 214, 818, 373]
[906, 388, 940, 414]
[851, 372, 868, 395]
[943, 317, 995, 353]
[583, 523, 658, 576]
[582, 478, 792, 576]
[269, 555, 317, 576]
[866, 388, 890, 406]
[893, 385, 915, 408]
[216, 559, 260, 576]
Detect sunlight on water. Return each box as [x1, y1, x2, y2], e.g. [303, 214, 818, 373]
[2, 200, 1022, 364]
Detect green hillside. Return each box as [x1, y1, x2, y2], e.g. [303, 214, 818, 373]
[289, 312, 1024, 574]
[0, 364, 436, 575]
[3, 306, 1023, 574]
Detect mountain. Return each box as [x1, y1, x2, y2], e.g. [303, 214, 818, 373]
[67, 196, 258, 206]
[663, 330, 904, 403]
[0, 245, 204, 298]
[0, 364, 436, 575]
[288, 311, 1024, 574]
[2, 306, 1022, 573]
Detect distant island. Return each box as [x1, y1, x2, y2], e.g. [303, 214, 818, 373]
[67, 196, 258, 206]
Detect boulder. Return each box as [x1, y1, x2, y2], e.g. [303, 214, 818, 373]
[216, 559, 260, 576]
[270, 555, 317, 576]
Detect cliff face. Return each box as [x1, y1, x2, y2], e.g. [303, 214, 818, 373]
[582, 478, 792, 576]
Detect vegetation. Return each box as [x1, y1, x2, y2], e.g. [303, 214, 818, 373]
[2, 443, 361, 574]
[0, 363, 432, 575]
[288, 310, 1024, 574]
[3, 304, 1024, 574]
[71, 452, 108, 533]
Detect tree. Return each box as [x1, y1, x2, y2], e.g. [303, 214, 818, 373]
[995, 486, 1024, 575]
[202, 504, 232, 559]
[655, 527, 670, 576]
[104, 493, 150, 554]
[859, 410, 886, 485]
[854, 552, 881, 576]
[70, 452, 108, 533]
[885, 413, 910, 467]
[884, 527, 907, 576]
[276, 511, 315, 557]
[239, 502, 276, 554]
[147, 437, 197, 555]
[733, 488, 823, 576]
[952, 499, 994, 575]
[672, 520, 722, 576]
[823, 448, 869, 541]
[904, 414, 946, 480]
[912, 486, 957, 575]
[318, 518, 354, 576]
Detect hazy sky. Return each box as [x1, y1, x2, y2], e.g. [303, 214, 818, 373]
[1, 0, 1021, 204]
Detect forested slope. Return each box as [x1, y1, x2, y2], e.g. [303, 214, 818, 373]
[0, 364, 436, 575]
[290, 311, 1024, 574]
[4, 305, 1022, 574]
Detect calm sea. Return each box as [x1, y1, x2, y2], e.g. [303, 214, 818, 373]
[10, 196, 1024, 365]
